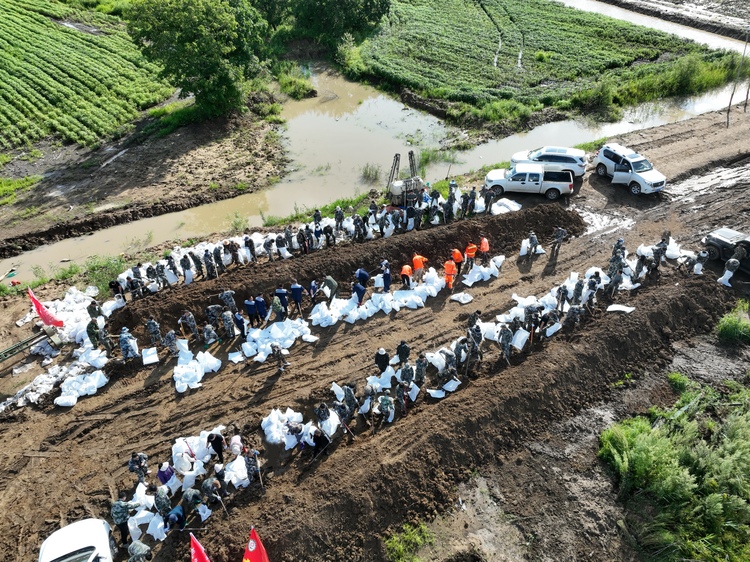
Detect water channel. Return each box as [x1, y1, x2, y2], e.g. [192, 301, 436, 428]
[2, 0, 748, 282]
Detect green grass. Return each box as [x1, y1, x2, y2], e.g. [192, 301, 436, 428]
[347, 0, 749, 125]
[0, 0, 171, 148]
[599, 382, 750, 561]
[360, 163, 381, 184]
[0, 175, 42, 206]
[717, 300, 750, 345]
[143, 100, 202, 137]
[84, 254, 126, 295]
[667, 372, 690, 393]
[228, 211, 247, 234]
[0, 261, 84, 296]
[262, 192, 376, 227]
[574, 137, 608, 154]
[0, 153, 11, 168]
[385, 523, 433, 562]
[276, 62, 316, 100]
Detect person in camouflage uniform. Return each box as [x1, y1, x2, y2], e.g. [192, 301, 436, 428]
[154, 486, 171, 518]
[181, 487, 203, 513]
[189, 251, 204, 277]
[126, 276, 146, 300]
[555, 285, 568, 312]
[244, 449, 261, 483]
[203, 250, 217, 280]
[131, 263, 144, 281]
[179, 310, 199, 340]
[145, 264, 157, 282]
[564, 306, 582, 329]
[145, 317, 162, 345]
[226, 240, 242, 267]
[128, 452, 149, 484]
[162, 330, 179, 357]
[87, 318, 102, 349]
[201, 477, 222, 503]
[334, 206, 344, 232]
[155, 263, 171, 289]
[605, 269, 624, 299]
[498, 324, 513, 364]
[87, 300, 104, 319]
[180, 254, 193, 277]
[165, 254, 179, 276]
[221, 308, 235, 339]
[203, 323, 219, 345]
[343, 384, 359, 413]
[509, 316, 522, 333]
[271, 342, 289, 371]
[572, 278, 585, 305]
[611, 238, 626, 257]
[111, 491, 140, 547]
[219, 289, 238, 313]
[332, 400, 352, 424]
[607, 251, 624, 278]
[467, 310, 482, 329]
[205, 304, 223, 328]
[212, 245, 226, 275]
[400, 361, 414, 386]
[414, 353, 428, 387]
[395, 382, 409, 416]
[378, 390, 395, 421]
[263, 237, 275, 262]
[314, 402, 330, 423]
[127, 540, 152, 562]
[119, 328, 140, 360]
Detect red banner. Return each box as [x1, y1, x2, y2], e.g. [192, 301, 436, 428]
[191, 533, 211, 562]
[242, 527, 270, 562]
[27, 288, 64, 327]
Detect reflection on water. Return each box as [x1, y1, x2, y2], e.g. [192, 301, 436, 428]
[1, 2, 748, 282]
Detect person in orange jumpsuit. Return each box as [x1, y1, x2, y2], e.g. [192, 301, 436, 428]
[451, 248, 464, 277]
[479, 235, 490, 266]
[400, 263, 413, 289]
[465, 242, 478, 271]
[444, 257, 457, 293]
[412, 253, 428, 284]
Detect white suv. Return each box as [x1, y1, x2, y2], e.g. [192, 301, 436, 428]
[510, 146, 587, 177]
[593, 143, 666, 195]
[39, 519, 116, 562]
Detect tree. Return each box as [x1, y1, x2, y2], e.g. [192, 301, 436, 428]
[249, 0, 289, 31]
[291, 0, 390, 43]
[128, 0, 267, 115]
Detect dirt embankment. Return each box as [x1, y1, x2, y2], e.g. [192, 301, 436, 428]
[596, 0, 749, 40]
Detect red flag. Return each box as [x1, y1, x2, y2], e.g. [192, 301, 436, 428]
[191, 533, 211, 562]
[242, 527, 270, 562]
[27, 288, 64, 327]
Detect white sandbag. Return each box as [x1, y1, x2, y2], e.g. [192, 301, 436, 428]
[54, 395, 78, 407]
[545, 322, 562, 337]
[359, 397, 371, 414]
[607, 304, 635, 313]
[166, 473, 182, 495]
[320, 410, 341, 436]
[177, 351, 194, 365]
[279, 247, 293, 259]
[443, 379, 461, 392]
[183, 269, 194, 285]
[302, 334, 319, 342]
[173, 453, 192, 475]
[147, 514, 167, 542]
[196, 351, 221, 373]
[132, 509, 154, 526]
[224, 456, 250, 489]
[450, 292, 473, 304]
[228, 352, 245, 364]
[408, 384, 420, 402]
[127, 517, 142, 541]
[197, 504, 212, 522]
[389, 355, 399, 365]
[177, 339, 190, 353]
[373, 275, 384, 289]
[511, 328, 530, 350]
[241, 341, 258, 357]
[331, 382, 344, 401]
[142, 348, 160, 366]
[693, 263, 703, 275]
[427, 389, 446, 399]
[426, 351, 446, 372]
[491, 255, 506, 272]
[665, 237, 681, 259]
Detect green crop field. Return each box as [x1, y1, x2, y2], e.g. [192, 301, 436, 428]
[344, 0, 746, 121]
[0, 0, 171, 148]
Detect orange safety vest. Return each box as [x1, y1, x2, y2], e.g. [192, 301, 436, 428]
[400, 264, 413, 277]
[451, 249, 463, 263]
[480, 237, 489, 253]
[444, 260, 457, 276]
[465, 243, 478, 258]
[412, 255, 427, 269]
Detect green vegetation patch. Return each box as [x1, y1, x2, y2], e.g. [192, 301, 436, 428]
[385, 522, 433, 562]
[85, 254, 126, 295]
[0, 0, 171, 149]
[0, 175, 42, 205]
[717, 300, 750, 345]
[350, 0, 748, 123]
[262, 192, 375, 227]
[599, 380, 750, 560]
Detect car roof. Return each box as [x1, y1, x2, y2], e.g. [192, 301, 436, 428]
[39, 519, 111, 562]
[602, 143, 643, 160]
[536, 146, 585, 157]
[710, 227, 750, 243]
[513, 163, 545, 173]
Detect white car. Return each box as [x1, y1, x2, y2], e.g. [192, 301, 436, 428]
[510, 146, 587, 177]
[593, 143, 666, 195]
[39, 519, 116, 562]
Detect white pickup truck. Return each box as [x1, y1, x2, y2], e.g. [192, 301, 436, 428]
[484, 163, 574, 201]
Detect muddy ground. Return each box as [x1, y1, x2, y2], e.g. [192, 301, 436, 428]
[600, 0, 748, 39]
[1, 127, 749, 562]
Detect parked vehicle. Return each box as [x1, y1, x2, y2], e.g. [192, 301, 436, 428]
[39, 519, 116, 562]
[510, 146, 587, 177]
[702, 228, 750, 274]
[484, 164, 574, 201]
[592, 143, 666, 195]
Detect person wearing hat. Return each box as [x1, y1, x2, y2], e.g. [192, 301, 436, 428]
[165, 505, 186, 532]
[87, 299, 104, 319]
[526, 231, 539, 261]
[612, 237, 626, 257]
[396, 340, 411, 367]
[375, 348, 389, 373]
[380, 259, 392, 292]
[119, 327, 140, 360]
[334, 205, 344, 232]
[378, 390, 395, 422]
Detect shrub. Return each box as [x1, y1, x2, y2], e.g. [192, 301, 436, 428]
[717, 300, 750, 345]
[385, 523, 433, 562]
[85, 255, 126, 296]
[667, 372, 690, 392]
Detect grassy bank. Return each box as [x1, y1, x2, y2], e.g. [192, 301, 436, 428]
[261, 192, 376, 227]
[717, 299, 750, 345]
[341, 0, 749, 124]
[599, 376, 750, 560]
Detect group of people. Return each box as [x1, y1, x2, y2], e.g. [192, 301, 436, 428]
[112, 431, 263, 557]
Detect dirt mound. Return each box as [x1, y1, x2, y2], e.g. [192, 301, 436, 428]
[110, 205, 586, 339]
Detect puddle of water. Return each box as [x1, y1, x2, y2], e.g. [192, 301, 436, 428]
[667, 162, 750, 202]
[2, 4, 748, 283]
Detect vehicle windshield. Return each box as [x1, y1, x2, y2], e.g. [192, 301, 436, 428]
[50, 547, 96, 562]
[631, 158, 653, 173]
[529, 148, 543, 159]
